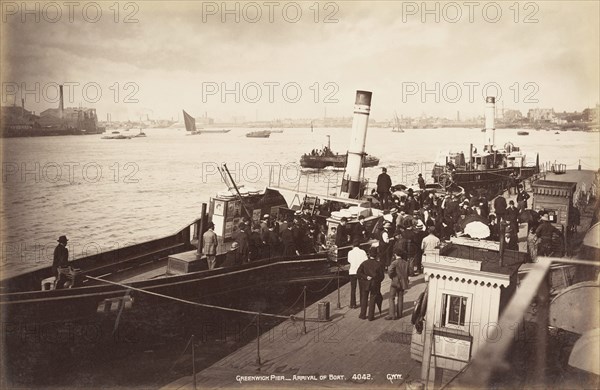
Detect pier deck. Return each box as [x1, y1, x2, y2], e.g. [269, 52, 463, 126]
[164, 274, 427, 389]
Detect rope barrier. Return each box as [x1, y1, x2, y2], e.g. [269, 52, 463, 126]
[305, 277, 335, 293]
[85, 275, 328, 323]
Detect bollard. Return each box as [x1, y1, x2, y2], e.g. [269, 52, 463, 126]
[318, 301, 330, 321]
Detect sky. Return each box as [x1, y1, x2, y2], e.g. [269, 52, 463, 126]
[1, 1, 599, 122]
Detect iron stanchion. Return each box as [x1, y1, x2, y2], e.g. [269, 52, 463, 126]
[256, 313, 261, 366]
[191, 335, 197, 390]
[303, 286, 307, 334]
[336, 264, 341, 309]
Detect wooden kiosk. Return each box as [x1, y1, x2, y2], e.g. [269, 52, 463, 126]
[411, 239, 527, 387]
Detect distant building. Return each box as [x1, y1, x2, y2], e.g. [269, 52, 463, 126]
[1, 105, 39, 127]
[502, 109, 522, 123]
[527, 108, 555, 122]
[582, 105, 599, 123]
[39, 107, 99, 130]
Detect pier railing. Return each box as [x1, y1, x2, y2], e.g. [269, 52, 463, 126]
[447, 256, 600, 389]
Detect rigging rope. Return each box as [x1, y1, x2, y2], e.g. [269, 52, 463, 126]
[85, 275, 327, 322]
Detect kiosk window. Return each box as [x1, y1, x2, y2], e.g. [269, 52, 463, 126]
[441, 293, 468, 327]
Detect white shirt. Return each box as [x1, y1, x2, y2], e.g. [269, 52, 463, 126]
[348, 247, 368, 275]
[421, 234, 441, 253]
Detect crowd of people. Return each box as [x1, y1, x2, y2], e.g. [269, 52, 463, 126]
[207, 213, 331, 269]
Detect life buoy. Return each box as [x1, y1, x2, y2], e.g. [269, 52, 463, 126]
[439, 173, 453, 190]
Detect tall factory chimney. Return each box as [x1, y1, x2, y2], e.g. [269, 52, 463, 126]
[341, 90, 372, 199]
[485, 96, 495, 150]
[58, 84, 64, 119]
[21, 98, 25, 119]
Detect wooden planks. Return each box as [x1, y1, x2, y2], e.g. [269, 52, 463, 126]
[163, 274, 428, 389]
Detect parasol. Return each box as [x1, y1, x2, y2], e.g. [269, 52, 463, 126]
[464, 221, 491, 239]
[458, 214, 489, 231]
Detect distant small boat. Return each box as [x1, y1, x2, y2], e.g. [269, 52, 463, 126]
[555, 131, 560, 135]
[198, 129, 230, 134]
[392, 112, 404, 132]
[246, 130, 271, 138]
[133, 129, 147, 138]
[481, 128, 486, 132]
[517, 131, 529, 136]
[102, 132, 131, 139]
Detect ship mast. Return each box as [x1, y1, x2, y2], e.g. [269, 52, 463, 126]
[341, 90, 372, 199]
[485, 96, 495, 150]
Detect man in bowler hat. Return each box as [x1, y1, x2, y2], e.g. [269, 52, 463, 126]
[53, 235, 70, 289]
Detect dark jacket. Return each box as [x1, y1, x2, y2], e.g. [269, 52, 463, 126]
[494, 196, 507, 215]
[236, 230, 250, 261]
[52, 244, 69, 274]
[281, 228, 297, 256]
[505, 206, 519, 225]
[357, 258, 385, 292]
[222, 248, 241, 267]
[352, 222, 368, 243]
[335, 224, 350, 247]
[389, 257, 410, 290]
[376, 173, 392, 193]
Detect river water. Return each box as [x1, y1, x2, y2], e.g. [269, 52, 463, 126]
[2, 127, 598, 278]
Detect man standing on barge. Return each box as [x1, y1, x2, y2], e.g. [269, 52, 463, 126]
[203, 222, 218, 269]
[377, 167, 392, 209]
[53, 235, 69, 289]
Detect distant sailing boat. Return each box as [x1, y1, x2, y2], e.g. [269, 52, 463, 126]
[183, 109, 200, 135]
[392, 112, 404, 133]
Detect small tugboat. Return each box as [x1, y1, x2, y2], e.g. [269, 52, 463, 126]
[517, 131, 529, 135]
[300, 135, 380, 169]
[246, 130, 271, 138]
[432, 97, 538, 198]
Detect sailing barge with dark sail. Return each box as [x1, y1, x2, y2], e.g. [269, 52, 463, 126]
[432, 97, 539, 198]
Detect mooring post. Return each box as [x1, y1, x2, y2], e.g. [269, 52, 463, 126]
[256, 312, 261, 366]
[191, 334, 197, 390]
[303, 286, 307, 334]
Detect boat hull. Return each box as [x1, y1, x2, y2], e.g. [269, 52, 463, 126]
[1, 255, 331, 325]
[300, 155, 380, 169]
[432, 165, 538, 199]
